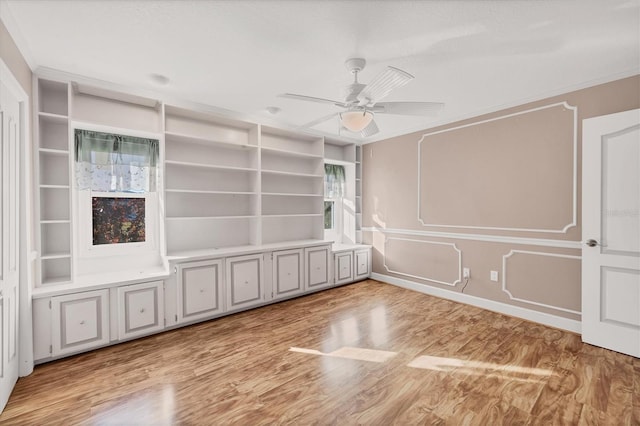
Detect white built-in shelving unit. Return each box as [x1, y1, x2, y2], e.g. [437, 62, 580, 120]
[35, 78, 72, 285]
[260, 126, 325, 244]
[33, 76, 362, 284]
[164, 106, 260, 254]
[31, 74, 372, 365]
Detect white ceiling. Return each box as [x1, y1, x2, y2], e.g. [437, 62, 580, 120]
[2, 0, 639, 142]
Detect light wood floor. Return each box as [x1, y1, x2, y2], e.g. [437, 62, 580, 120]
[1, 280, 638, 425]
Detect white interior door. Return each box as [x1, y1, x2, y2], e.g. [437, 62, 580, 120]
[0, 73, 21, 410]
[582, 108, 640, 358]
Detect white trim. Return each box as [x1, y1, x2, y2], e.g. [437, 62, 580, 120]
[383, 237, 461, 286]
[502, 250, 582, 315]
[417, 102, 578, 234]
[362, 226, 582, 249]
[361, 68, 640, 144]
[371, 272, 581, 334]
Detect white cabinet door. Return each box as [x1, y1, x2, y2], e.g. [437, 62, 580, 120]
[354, 249, 371, 280]
[117, 281, 164, 340]
[305, 245, 332, 291]
[51, 289, 109, 356]
[272, 249, 304, 300]
[176, 259, 224, 323]
[226, 254, 264, 311]
[335, 251, 353, 285]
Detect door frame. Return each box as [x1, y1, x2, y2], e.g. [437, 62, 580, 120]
[0, 57, 33, 377]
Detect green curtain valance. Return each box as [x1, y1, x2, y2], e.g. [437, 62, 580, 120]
[74, 129, 159, 192]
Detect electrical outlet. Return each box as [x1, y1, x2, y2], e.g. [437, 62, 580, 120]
[463, 268, 470, 279]
[490, 271, 499, 282]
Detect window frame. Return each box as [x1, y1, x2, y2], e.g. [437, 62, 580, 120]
[72, 122, 162, 259]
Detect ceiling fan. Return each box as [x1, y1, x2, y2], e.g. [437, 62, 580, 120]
[279, 58, 444, 137]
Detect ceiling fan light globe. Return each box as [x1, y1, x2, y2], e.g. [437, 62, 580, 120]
[341, 110, 374, 132]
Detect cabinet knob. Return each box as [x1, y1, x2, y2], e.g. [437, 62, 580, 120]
[244, 280, 249, 284]
[287, 272, 291, 276]
[316, 267, 320, 270]
[80, 320, 85, 325]
[140, 308, 145, 313]
[200, 289, 205, 293]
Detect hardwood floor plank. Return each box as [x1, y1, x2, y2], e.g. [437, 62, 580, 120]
[1, 280, 637, 425]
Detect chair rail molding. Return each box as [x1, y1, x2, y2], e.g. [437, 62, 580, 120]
[362, 227, 582, 250]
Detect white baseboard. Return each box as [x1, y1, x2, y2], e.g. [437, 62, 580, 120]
[371, 272, 582, 334]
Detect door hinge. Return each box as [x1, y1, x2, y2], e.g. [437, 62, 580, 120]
[175, 314, 178, 322]
[174, 266, 178, 274]
[49, 300, 51, 309]
[49, 345, 52, 354]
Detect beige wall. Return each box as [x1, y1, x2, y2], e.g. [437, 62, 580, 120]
[363, 75, 640, 321]
[0, 17, 31, 96]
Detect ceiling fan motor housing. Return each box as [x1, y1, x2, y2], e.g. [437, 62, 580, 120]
[343, 58, 368, 104]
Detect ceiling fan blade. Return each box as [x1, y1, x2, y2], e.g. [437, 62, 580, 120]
[279, 93, 347, 108]
[372, 101, 444, 116]
[357, 66, 414, 105]
[359, 120, 379, 137]
[301, 112, 340, 129]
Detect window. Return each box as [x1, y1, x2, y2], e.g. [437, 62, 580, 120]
[74, 128, 159, 255]
[324, 164, 345, 199]
[324, 163, 345, 242]
[324, 201, 334, 230]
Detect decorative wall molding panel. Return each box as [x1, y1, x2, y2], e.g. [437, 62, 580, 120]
[417, 102, 577, 233]
[502, 250, 582, 315]
[362, 227, 582, 249]
[383, 237, 461, 287]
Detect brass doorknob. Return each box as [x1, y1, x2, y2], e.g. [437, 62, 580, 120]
[586, 239, 599, 247]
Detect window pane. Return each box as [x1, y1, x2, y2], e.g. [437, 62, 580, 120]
[325, 164, 345, 198]
[92, 197, 146, 245]
[324, 201, 334, 229]
[75, 129, 159, 192]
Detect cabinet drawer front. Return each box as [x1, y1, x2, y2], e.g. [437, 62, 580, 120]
[52, 289, 109, 356]
[335, 252, 353, 283]
[355, 250, 370, 277]
[118, 281, 164, 340]
[178, 260, 224, 322]
[226, 254, 263, 310]
[274, 249, 303, 297]
[306, 246, 330, 289]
